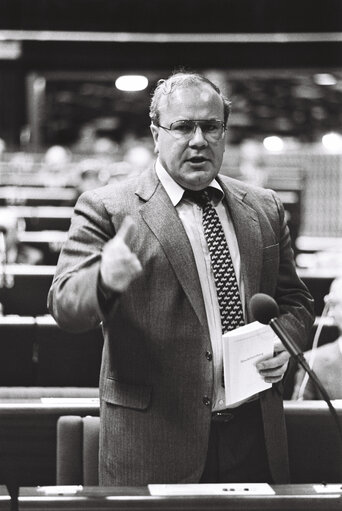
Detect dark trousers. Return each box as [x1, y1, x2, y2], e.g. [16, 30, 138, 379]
[200, 400, 272, 483]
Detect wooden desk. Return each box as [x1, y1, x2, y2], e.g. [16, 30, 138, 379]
[18, 232, 67, 264]
[0, 315, 103, 387]
[0, 487, 9, 511]
[0, 186, 78, 207]
[0, 399, 99, 488]
[0, 265, 54, 315]
[0, 316, 35, 386]
[17, 484, 342, 510]
[0, 206, 73, 231]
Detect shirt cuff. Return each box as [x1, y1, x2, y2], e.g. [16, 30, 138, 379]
[97, 271, 120, 314]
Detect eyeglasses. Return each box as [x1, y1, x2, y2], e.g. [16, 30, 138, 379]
[155, 119, 226, 142]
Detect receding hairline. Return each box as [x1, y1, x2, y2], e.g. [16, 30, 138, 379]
[149, 73, 231, 125]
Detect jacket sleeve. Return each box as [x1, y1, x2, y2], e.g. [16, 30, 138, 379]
[271, 191, 315, 353]
[48, 189, 117, 333]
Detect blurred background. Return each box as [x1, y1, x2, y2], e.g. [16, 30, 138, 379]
[0, 0, 342, 488]
[1, 0, 342, 250]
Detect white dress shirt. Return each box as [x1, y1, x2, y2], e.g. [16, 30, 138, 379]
[155, 159, 247, 411]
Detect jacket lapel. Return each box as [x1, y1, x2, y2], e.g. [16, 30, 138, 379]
[135, 168, 208, 330]
[219, 179, 263, 322]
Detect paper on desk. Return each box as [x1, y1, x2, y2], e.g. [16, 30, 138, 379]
[313, 484, 342, 493]
[148, 483, 275, 495]
[37, 486, 83, 495]
[222, 321, 275, 406]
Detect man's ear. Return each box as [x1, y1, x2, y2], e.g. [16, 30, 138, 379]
[150, 124, 159, 154]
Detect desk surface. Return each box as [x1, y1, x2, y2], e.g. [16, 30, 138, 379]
[0, 397, 99, 416]
[17, 485, 342, 510]
[0, 206, 73, 219]
[5, 264, 55, 276]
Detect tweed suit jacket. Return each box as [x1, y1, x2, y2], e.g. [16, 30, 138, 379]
[48, 165, 314, 486]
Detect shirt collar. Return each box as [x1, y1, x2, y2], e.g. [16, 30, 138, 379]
[155, 158, 224, 207]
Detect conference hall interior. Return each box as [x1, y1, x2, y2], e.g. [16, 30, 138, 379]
[0, 0, 342, 508]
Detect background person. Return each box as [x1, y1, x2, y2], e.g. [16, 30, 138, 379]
[48, 71, 314, 486]
[292, 277, 342, 400]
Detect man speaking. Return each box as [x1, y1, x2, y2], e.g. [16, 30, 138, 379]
[48, 72, 314, 485]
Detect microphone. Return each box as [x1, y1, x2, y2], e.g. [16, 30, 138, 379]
[250, 293, 342, 443]
[250, 293, 305, 361]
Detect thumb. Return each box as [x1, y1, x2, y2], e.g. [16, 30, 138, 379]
[115, 216, 137, 248]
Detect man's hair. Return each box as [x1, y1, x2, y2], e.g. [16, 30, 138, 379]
[149, 71, 231, 126]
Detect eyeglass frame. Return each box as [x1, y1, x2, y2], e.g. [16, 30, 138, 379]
[153, 119, 227, 141]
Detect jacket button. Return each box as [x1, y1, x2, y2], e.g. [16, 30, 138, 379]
[202, 396, 211, 407]
[205, 351, 213, 361]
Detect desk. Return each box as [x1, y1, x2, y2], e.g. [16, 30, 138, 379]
[0, 487, 9, 511]
[0, 206, 73, 231]
[17, 485, 342, 510]
[18, 232, 67, 265]
[0, 187, 77, 207]
[0, 316, 35, 385]
[0, 315, 103, 386]
[0, 265, 54, 315]
[0, 399, 99, 488]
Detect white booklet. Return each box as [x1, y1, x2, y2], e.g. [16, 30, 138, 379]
[222, 321, 276, 406]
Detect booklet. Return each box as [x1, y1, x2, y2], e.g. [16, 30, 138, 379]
[222, 321, 276, 406]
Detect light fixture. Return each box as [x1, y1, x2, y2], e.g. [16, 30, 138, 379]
[313, 73, 337, 86]
[322, 132, 342, 152]
[263, 136, 284, 152]
[115, 75, 148, 92]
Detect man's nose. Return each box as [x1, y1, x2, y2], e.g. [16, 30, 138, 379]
[189, 125, 208, 147]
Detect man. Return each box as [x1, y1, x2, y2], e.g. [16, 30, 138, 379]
[48, 72, 314, 485]
[292, 277, 342, 400]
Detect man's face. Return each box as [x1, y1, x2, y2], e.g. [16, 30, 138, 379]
[150, 84, 226, 191]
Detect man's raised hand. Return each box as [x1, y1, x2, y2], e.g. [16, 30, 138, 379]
[100, 216, 142, 292]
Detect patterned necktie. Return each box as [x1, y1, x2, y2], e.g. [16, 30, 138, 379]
[185, 188, 245, 334]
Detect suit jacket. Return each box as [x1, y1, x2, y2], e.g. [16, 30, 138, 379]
[48, 166, 314, 485]
[292, 338, 342, 400]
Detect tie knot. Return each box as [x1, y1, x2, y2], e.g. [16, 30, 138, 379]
[183, 188, 211, 207]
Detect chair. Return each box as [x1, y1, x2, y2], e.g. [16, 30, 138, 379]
[56, 401, 342, 485]
[56, 415, 100, 485]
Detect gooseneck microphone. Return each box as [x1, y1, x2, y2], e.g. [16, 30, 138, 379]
[250, 293, 342, 443]
[250, 294, 304, 359]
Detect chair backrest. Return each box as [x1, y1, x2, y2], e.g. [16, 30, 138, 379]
[56, 402, 342, 485]
[56, 415, 100, 485]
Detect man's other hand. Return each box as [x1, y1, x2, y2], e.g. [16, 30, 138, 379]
[255, 340, 290, 383]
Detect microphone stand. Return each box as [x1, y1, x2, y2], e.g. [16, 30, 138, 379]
[269, 317, 342, 443]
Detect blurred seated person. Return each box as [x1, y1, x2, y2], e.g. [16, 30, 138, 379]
[75, 159, 110, 196]
[0, 210, 43, 265]
[292, 277, 342, 400]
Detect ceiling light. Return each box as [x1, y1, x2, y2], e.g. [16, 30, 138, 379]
[313, 73, 337, 86]
[115, 75, 148, 92]
[322, 132, 342, 152]
[263, 136, 284, 152]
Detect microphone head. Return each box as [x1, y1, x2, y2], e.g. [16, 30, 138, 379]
[250, 293, 279, 324]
